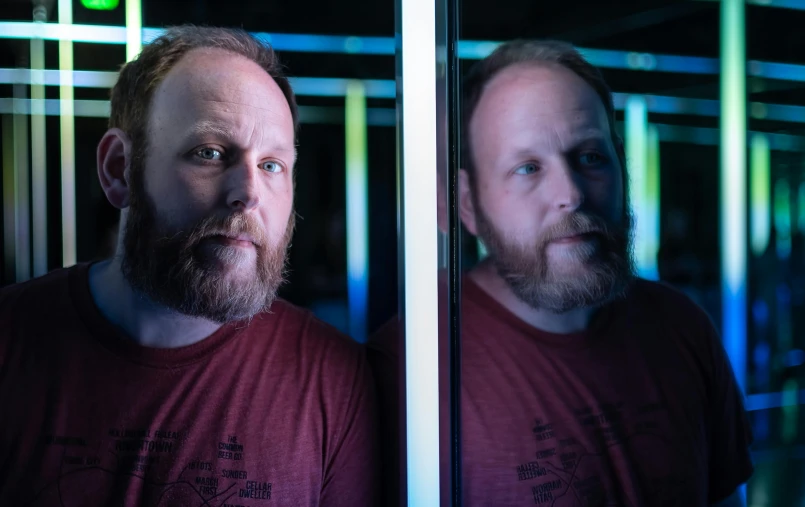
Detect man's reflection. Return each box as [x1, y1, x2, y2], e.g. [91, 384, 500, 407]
[370, 39, 752, 507]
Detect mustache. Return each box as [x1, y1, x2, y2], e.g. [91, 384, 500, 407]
[542, 212, 616, 243]
[156, 213, 268, 248]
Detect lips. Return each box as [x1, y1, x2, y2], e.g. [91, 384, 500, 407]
[208, 234, 257, 247]
[551, 231, 599, 243]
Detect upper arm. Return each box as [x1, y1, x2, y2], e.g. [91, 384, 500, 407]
[710, 488, 745, 507]
[319, 346, 379, 507]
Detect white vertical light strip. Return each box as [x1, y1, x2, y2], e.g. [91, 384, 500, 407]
[59, 0, 76, 267]
[625, 95, 653, 279]
[2, 115, 15, 281]
[13, 84, 31, 282]
[401, 0, 440, 503]
[750, 133, 771, 257]
[125, 0, 143, 62]
[720, 0, 748, 391]
[30, 9, 48, 277]
[345, 80, 369, 342]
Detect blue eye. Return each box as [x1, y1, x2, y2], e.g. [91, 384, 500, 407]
[260, 161, 282, 173]
[195, 147, 222, 160]
[579, 152, 605, 166]
[514, 163, 538, 175]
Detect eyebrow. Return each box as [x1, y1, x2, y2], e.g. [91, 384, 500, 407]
[562, 128, 609, 145]
[511, 129, 608, 153]
[185, 121, 237, 142]
[184, 120, 297, 162]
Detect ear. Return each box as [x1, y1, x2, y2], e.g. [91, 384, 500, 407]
[459, 169, 479, 236]
[97, 128, 133, 210]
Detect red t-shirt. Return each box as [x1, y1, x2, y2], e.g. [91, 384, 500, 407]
[368, 276, 754, 506]
[0, 264, 378, 507]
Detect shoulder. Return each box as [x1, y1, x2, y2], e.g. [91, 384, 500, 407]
[0, 267, 77, 370]
[0, 266, 74, 315]
[624, 279, 727, 379]
[367, 315, 401, 360]
[625, 278, 716, 330]
[253, 299, 366, 367]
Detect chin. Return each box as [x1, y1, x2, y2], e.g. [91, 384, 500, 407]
[199, 248, 256, 272]
[547, 256, 597, 276]
[217, 262, 259, 284]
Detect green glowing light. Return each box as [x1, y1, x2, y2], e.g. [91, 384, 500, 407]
[774, 179, 791, 259]
[30, 22, 47, 277]
[799, 182, 805, 234]
[477, 239, 487, 259]
[2, 115, 14, 280]
[81, 0, 119, 10]
[645, 124, 660, 279]
[720, 0, 747, 390]
[750, 133, 770, 256]
[345, 80, 368, 342]
[782, 378, 799, 444]
[626, 95, 658, 279]
[59, 0, 76, 267]
[125, 0, 142, 61]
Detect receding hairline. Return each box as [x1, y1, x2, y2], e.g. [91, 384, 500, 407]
[469, 61, 614, 145]
[474, 60, 607, 118]
[156, 46, 287, 96]
[145, 47, 296, 143]
[461, 41, 624, 177]
[108, 24, 299, 143]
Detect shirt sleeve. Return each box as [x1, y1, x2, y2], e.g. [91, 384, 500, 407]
[320, 347, 380, 507]
[704, 315, 755, 503]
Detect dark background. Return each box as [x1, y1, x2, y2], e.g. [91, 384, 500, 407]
[1, 0, 803, 504]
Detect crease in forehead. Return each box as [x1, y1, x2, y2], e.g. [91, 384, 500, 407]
[158, 47, 288, 114]
[485, 70, 609, 139]
[485, 61, 605, 110]
[150, 52, 294, 152]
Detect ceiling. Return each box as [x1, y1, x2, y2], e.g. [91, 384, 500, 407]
[0, 0, 804, 133]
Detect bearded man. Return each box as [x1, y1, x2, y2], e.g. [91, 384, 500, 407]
[0, 26, 376, 507]
[369, 39, 752, 507]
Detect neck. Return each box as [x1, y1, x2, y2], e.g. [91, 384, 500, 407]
[88, 258, 223, 348]
[469, 257, 596, 334]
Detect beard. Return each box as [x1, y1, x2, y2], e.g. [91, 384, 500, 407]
[474, 198, 635, 314]
[120, 152, 294, 324]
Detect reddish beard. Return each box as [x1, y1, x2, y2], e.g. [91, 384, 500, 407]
[474, 204, 634, 313]
[121, 157, 294, 324]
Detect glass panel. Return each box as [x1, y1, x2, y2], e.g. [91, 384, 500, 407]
[746, 2, 805, 506]
[454, 0, 798, 505]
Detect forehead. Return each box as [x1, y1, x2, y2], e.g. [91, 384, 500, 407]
[148, 48, 294, 143]
[470, 62, 611, 144]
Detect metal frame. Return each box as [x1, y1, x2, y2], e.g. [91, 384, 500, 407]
[4, 21, 805, 82]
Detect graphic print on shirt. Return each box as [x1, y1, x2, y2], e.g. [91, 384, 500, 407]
[28, 427, 274, 507]
[513, 401, 694, 507]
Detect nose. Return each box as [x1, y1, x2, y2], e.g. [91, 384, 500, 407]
[550, 160, 585, 212]
[226, 159, 261, 212]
